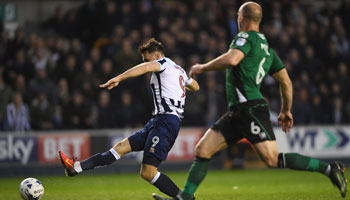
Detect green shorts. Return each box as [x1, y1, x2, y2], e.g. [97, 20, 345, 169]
[211, 99, 275, 145]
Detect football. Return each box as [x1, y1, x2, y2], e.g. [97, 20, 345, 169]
[19, 178, 44, 200]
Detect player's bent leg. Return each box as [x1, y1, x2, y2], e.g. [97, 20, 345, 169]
[277, 152, 347, 198]
[140, 163, 158, 182]
[58, 138, 132, 176]
[141, 163, 181, 198]
[78, 138, 131, 172]
[112, 138, 132, 157]
[151, 128, 226, 200]
[254, 140, 347, 197]
[195, 128, 228, 159]
[179, 129, 227, 200]
[253, 140, 279, 168]
[254, 140, 331, 172]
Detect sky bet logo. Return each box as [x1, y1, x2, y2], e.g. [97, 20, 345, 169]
[287, 129, 350, 149]
[0, 135, 37, 165]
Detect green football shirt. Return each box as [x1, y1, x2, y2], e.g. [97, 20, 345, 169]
[226, 31, 285, 107]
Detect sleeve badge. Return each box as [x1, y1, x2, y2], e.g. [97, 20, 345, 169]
[236, 38, 247, 46]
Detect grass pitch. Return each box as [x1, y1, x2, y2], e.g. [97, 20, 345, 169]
[1, 168, 348, 200]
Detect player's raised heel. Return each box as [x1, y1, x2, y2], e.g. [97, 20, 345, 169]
[58, 150, 78, 177]
[329, 162, 347, 198]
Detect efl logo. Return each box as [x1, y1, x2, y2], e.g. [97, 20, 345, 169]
[38, 133, 90, 164]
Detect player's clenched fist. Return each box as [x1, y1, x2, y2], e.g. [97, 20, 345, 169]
[99, 77, 120, 90]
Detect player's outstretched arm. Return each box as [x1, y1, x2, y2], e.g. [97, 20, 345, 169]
[272, 68, 293, 133]
[185, 79, 200, 92]
[99, 62, 160, 90]
[189, 49, 245, 78]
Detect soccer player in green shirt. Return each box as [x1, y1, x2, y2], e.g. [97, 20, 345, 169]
[153, 2, 347, 200]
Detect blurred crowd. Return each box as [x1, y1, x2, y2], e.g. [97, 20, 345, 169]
[0, 0, 349, 131]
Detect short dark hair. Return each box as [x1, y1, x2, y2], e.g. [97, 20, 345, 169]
[138, 38, 165, 55]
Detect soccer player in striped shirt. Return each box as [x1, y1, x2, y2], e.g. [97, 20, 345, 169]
[58, 38, 199, 198]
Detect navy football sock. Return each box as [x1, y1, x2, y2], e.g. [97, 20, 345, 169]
[152, 172, 180, 197]
[80, 150, 119, 171]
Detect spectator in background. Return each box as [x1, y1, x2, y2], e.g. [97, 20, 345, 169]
[293, 88, 312, 124]
[53, 105, 63, 129]
[43, 5, 66, 36]
[89, 48, 101, 69]
[56, 78, 70, 107]
[141, 24, 154, 42]
[332, 17, 349, 59]
[303, 46, 322, 82]
[138, 0, 153, 25]
[116, 90, 139, 128]
[311, 95, 327, 124]
[68, 39, 85, 66]
[14, 74, 30, 104]
[28, 69, 57, 104]
[32, 47, 49, 72]
[325, 41, 342, 70]
[56, 54, 77, 90]
[337, 62, 350, 103]
[5, 28, 28, 65]
[63, 11, 79, 39]
[0, 75, 12, 130]
[74, 59, 98, 101]
[10, 50, 34, 81]
[63, 91, 92, 129]
[332, 97, 347, 124]
[98, 58, 114, 84]
[30, 92, 54, 130]
[97, 90, 115, 128]
[97, 1, 120, 37]
[120, 2, 137, 31]
[49, 37, 66, 70]
[5, 92, 31, 131]
[27, 37, 50, 68]
[114, 39, 139, 73]
[101, 29, 122, 58]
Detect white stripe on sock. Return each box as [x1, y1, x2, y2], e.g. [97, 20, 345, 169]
[325, 165, 331, 176]
[109, 148, 121, 160]
[150, 172, 161, 184]
[74, 161, 82, 173]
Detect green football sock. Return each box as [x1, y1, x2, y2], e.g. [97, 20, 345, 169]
[181, 157, 210, 199]
[283, 153, 329, 174]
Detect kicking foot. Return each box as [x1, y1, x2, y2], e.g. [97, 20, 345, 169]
[58, 150, 78, 177]
[329, 161, 347, 198]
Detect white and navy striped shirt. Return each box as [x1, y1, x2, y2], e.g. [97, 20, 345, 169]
[6, 102, 31, 131]
[150, 57, 193, 120]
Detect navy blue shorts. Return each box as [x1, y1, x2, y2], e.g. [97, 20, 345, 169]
[128, 114, 180, 167]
